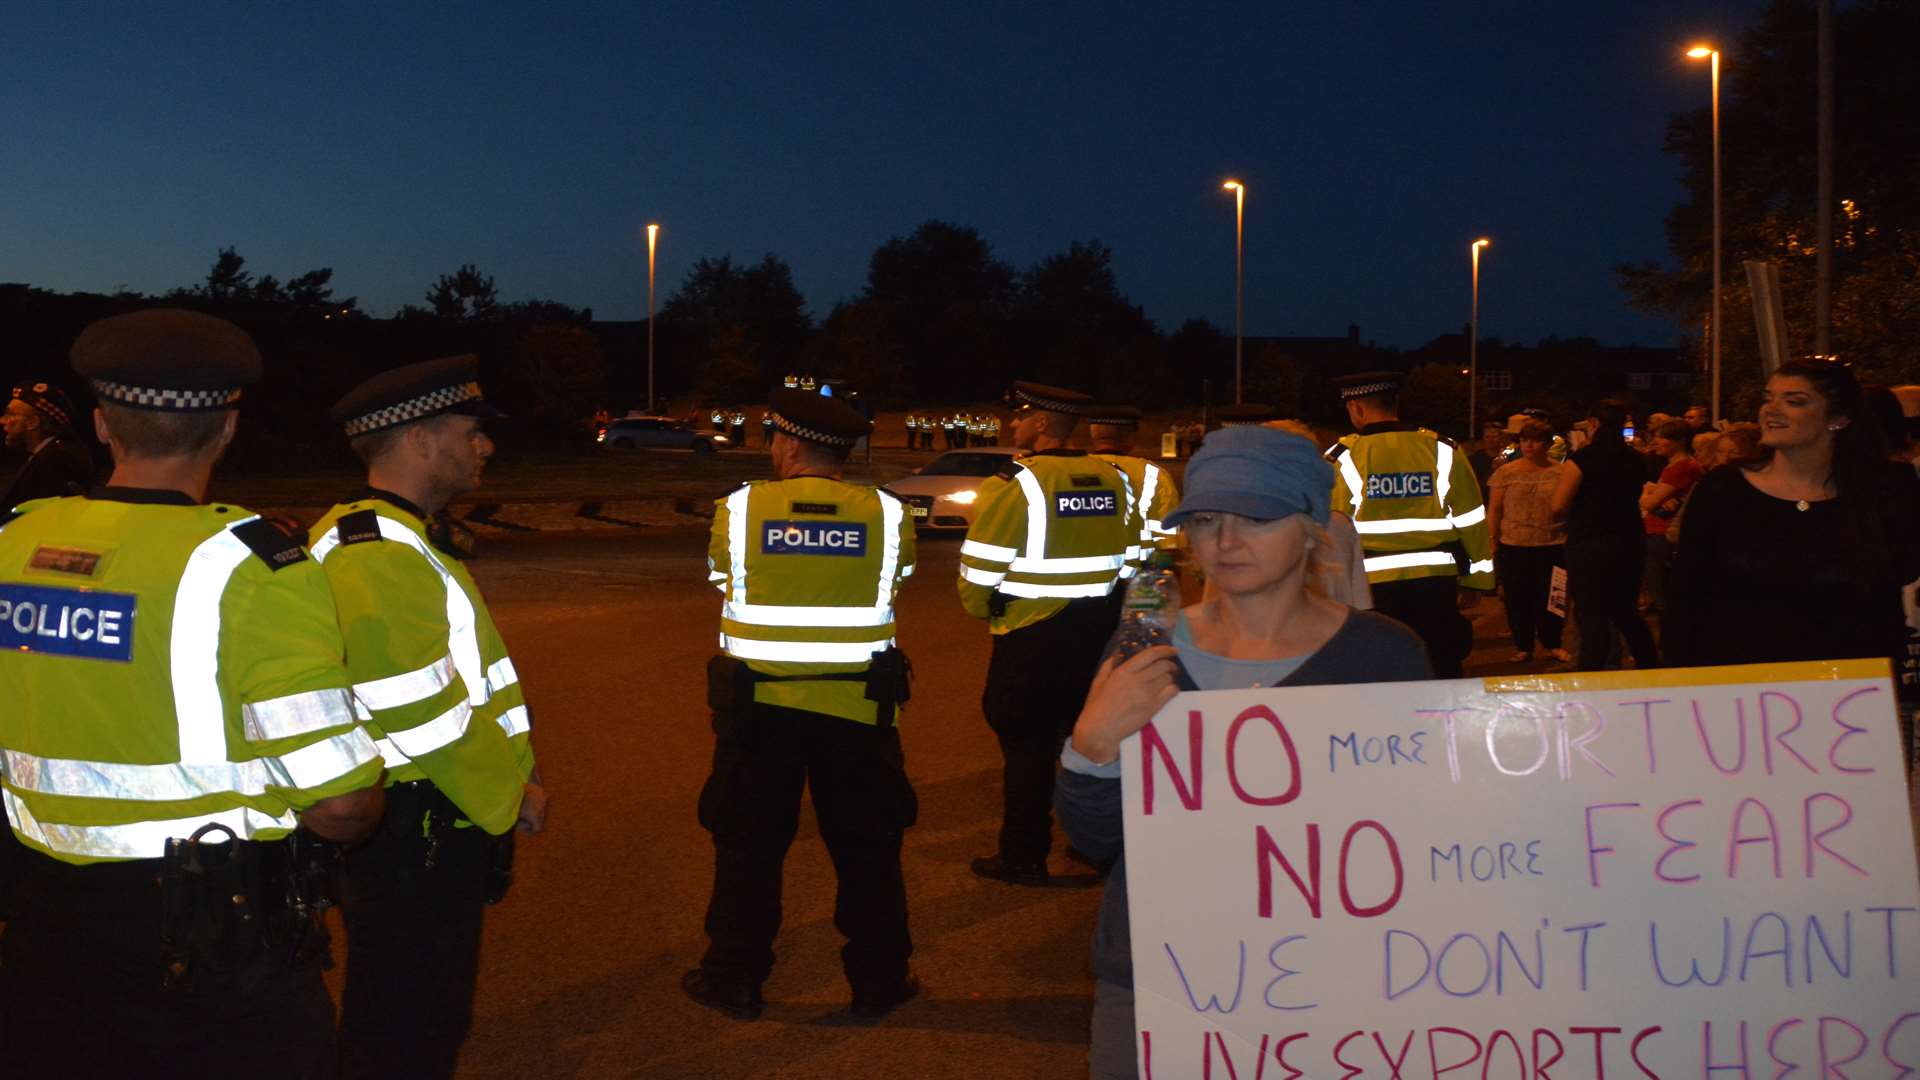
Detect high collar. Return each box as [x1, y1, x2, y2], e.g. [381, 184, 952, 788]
[1358, 421, 1419, 436]
[348, 485, 429, 522]
[87, 485, 199, 506]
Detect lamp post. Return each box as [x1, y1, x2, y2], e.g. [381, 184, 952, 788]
[1222, 179, 1245, 405]
[1687, 44, 1721, 425]
[1469, 238, 1490, 436]
[646, 222, 660, 414]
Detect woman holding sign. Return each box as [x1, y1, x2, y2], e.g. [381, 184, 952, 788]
[1056, 425, 1432, 1080]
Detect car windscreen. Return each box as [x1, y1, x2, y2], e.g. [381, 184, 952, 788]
[919, 452, 1008, 478]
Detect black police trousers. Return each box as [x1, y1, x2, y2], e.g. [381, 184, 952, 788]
[982, 596, 1120, 866]
[1371, 575, 1473, 678]
[338, 781, 497, 1080]
[697, 701, 917, 994]
[0, 850, 337, 1080]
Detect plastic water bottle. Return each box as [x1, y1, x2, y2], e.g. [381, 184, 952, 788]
[1104, 550, 1182, 662]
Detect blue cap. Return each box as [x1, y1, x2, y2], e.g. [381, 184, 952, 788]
[1163, 426, 1332, 528]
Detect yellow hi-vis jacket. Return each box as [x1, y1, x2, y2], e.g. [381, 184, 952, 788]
[958, 449, 1141, 635]
[1327, 422, 1494, 590]
[707, 477, 916, 725]
[309, 495, 534, 836]
[0, 492, 382, 863]
[1094, 453, 1182, 551]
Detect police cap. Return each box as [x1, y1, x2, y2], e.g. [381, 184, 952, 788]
[331, 355, 505, 439]
[1215, 403, 1280, 427]
[767, 387, 871, 447]
[1008, 381, 1093, 415]
[1333, 370, 1404, 401]
[70, 308, 262, 412]
[10, 382, 77, 430]
[1086, 404, 1142, 428]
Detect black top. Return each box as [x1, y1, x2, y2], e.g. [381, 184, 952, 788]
[2, 436, 97, 509]
[1664, 464, 1920, 672]
[1566, 439, 1645, 544]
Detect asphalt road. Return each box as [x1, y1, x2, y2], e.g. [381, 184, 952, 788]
[428, 528, 1108, 1079]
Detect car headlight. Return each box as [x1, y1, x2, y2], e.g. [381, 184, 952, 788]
[946, 489, 978, 505]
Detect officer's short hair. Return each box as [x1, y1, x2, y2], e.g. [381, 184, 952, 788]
[98, 400, 228, 457]
[786, 430, 853, 466]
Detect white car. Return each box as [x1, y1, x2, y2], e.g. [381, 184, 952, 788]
[884, 446, 1020, 531]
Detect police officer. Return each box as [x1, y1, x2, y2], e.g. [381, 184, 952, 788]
[0, 309, 385, 1077]
[1087, 404, 1182, 552]
[309, 356, 546, 1079]
[760, 408, 775, 448]
[2, 382, 95, 508]
[1326, 371, 1492, 676]
[730, 408, 748, 447]
[959, 382, 1140, 885]
[685, 388, 920, 1021]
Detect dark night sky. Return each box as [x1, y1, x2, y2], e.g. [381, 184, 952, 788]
[1, 1, 1762, 349]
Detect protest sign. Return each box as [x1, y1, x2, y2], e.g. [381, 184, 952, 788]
[1121, 659, 1920, 1079]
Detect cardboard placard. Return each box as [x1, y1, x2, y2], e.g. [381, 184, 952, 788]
[1121, 660, 1920, 1079]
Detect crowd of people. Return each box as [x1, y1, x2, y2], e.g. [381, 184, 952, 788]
[1478, 367, 1920, 722]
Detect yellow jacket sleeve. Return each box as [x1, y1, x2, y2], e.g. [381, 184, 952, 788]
[956, 474, 1025, 619]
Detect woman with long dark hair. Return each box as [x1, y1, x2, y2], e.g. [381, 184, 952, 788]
[1664, 360, 1920, 673]
[1551, 401, 1660, 670]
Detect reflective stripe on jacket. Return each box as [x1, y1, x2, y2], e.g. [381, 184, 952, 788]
[1327, 423, 1494, 589]
[0, 495, 381, 863]
[1095, 453, 1182, 550]
[310, 498, 533, 835]
[707, 477, 916, 724]
[958, 450, 1141, 634]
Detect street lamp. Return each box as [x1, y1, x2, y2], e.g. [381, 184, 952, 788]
[1688, 44, 1722, 424]
[1222, 179, 1245, 405]
[646, 222, 660, 414]
[1469, 238, 1490, 436]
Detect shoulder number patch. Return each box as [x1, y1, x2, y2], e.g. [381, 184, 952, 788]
[231, 518, 310, 571]
[761, 520, 867, 556]
[790, 501, 840, 516]
[337, 509, 383, 545]
[0, 583, 136, 661]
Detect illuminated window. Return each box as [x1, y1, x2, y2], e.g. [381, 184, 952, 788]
[1482, 370, 1511, 390]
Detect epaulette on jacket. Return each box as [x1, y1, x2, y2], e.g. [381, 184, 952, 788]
[336, 508, 383, 546]
[230, 517, 310, 572]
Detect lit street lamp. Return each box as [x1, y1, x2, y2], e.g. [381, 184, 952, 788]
[1469, 238, 1490, 436]
[1687, 44, 1722, 424]
[646, 222, 660, 414]
[1222, 179, 1245, 405]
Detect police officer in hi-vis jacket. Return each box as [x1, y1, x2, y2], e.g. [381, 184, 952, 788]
[686, 387, 920, 1022]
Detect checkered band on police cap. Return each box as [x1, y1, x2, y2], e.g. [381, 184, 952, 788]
[770, 410, 860, 447]
[11, 382, 77, 428]
[342, 381, 485, 438]
[90, 379, 244, 412]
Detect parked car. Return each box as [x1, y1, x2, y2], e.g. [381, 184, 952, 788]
[597, 416, 727, 452]
[883, 446, 1020, 531]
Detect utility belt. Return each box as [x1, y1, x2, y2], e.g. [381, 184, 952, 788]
[382, 780, 517, 905]
[146, 826, 335, 993]
[708, 646, 914, 728]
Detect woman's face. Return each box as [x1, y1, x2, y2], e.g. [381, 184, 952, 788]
[1186, 511, 1311, 595]
[1758, 375, 1843, 450]
[1651, 434, 1678, 458]
[1518, 435, 1549, 462]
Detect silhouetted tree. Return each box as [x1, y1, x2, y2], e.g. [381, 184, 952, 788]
[503, 324, 606, 437]
[201, 247, 253, 300]
[1617, 0, 1920, 382]
[1402, 362, 1470, 438]
[1011, 240, 1159, 396]
[862, 221, 1016, 400]
[660, 254, 810, 392]
[1164, 318, 1230, 407]
[426, 264, 501, 321]
[817, 300, 905, 403]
